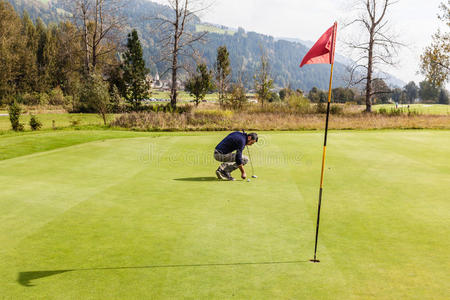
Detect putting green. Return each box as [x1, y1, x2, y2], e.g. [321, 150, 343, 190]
[0, 130, 449, 299]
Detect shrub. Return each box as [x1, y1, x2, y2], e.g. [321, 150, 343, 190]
[39, 92, 50, 105]
[29, 115, 42, 131]
[378, 107, 388, 114]
[316, 102, 327, 114]
[287, 94, 312, 113]
[22, 92, 41, 105]
[8, 101, 24, 131]
[330, 105, 343, 114]
[49, 87, 66, 105]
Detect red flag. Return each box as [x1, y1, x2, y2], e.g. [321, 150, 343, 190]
[300, 22, 337, 67]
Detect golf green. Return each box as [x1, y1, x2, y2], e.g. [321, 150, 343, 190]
[0, 130, 449, 299]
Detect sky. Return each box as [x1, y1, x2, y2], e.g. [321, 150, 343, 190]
[150, 0, 445, 86]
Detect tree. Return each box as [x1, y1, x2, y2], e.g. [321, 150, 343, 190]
[438, 89, 449, 104]
[391, 88, 402, 103]
[308, 87, 328, 103]
[404, 81, 418, 103]
[254, 51, 273, 106]
[185, 63, 215, 106]
[371, 78, 391, 104]
[332, 87, 355, 103]
[63, 0, 125, 75]
[8, 101, 24, 131]
[0, 1, 23, 99]
[420, 1, 450, 87]
[122, 29, 150, 109]
[81, 72, 111, 125]
[419, 80, 440, 102]
[215, 46, 231, 105]
[17, 11, 38, 93]
[154, 0, 209, 108]
[229, 82, 247, 109]
[345, 0, 403, 112]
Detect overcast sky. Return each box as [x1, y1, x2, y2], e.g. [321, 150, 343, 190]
[151, 0, 444, 86]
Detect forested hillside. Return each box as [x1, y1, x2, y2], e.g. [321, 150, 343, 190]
[5, 0, 369, 90]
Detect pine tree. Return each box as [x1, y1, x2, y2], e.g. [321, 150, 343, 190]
[215, 46, 231, 105]
[0, 1, 23, 99]
[17, 11, 38, 93]
[122, 29, 150, 109]
[185, 63, 215, 106]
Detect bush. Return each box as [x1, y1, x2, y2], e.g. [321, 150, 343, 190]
[21, 93, 40, 105]
[29, 115, 42, 131]
[330, 105, 343, 114]
[49, 87, 66, 105]
[39, 92, 50, 105]
[287, 94, 312, 113]
[8, 101, 24, 131]
[316, 102, 327, 114]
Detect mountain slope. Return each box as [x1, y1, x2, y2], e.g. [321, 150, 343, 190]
[5, 0, 403, 90]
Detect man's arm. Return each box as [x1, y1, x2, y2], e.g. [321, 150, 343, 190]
[238, 165, 246, 179]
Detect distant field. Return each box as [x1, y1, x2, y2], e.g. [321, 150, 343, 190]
[0, 113, 111, 131]
[372, 104, 450, 115]
[196, 24, 236, 35]
[151, 90, 219, 102]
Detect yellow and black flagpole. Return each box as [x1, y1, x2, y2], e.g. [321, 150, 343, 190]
[310, 22, 337, 263]
[310, 62, 334, 263]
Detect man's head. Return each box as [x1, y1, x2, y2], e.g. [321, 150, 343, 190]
[246, 133, 258, 146]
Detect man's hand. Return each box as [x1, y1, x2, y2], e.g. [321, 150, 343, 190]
[238, 165, 246, 179]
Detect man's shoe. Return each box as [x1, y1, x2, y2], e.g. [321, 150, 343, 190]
[216, 168, 227, 180]
[223, 171, 235, 181]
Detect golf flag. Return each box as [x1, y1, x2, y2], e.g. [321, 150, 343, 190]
[300, 22, 337, 67]
[300, 22, 338, 263]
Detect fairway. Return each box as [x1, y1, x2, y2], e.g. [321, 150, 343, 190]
[0, 130, 449, 299]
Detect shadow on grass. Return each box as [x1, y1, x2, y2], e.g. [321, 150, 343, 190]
[18, 260, 309, 286]
[173, 177, 219, 182]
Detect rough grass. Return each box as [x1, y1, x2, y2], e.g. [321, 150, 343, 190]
[112, 111, 450, 131]
[1, 103, 449, 133]
[0, 130, 448, 299]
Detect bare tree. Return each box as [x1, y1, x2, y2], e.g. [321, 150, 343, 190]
[344, 0, 403, 112]
[254, 50, 273, 107]
[63, 0, 125, 75]
[153, 0, 209, 108]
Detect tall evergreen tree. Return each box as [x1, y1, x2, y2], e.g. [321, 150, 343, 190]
[215, 46, 231, 105]
[122, 29, 150, 109]
[0, 1, 23, 100]
[17, 11, 38, 93]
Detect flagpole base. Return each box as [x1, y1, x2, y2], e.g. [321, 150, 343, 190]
[309, 259, 320, 263]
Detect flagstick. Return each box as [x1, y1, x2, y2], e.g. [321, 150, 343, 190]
[310, 62, 334, 263]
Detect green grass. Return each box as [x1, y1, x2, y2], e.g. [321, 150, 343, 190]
[0, 113, 114, 131]
[196, 24, 236, 35]
[0, 130, 449, 299]
[372, 104, 450, 114]
[151, 90, 219, 102]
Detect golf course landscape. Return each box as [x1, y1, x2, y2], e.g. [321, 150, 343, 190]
[1, 130, 448, 299]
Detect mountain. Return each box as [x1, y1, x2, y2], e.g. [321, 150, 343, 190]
[5, 0, 405, 91]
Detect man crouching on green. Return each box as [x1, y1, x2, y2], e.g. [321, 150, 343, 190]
[214, 131, 258, 181]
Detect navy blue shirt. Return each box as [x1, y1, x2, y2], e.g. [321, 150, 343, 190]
[215, 131, 247, 165]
